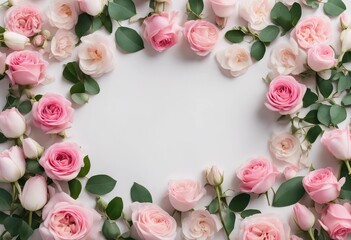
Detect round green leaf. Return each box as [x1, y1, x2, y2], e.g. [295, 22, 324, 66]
[102, 220, 120, 240]
[77, 155, 91, 178]
[229, 193, 250, 212]
[68, 179, 82, 199]
[207, 197, 219, 214]
[251, 41, 266, 61]
[71, 93, 89, 105]
[0, 188, 12, 211]
[188, 0, 204, 15]
[225, 30, 245, 43]
[108, 0, 136, 21]
[317, 104, 331, 126]
[240, 209, 261, 219]
[86, 174, 117, 195]
[338, 75, 351, 92]
[84, 76, 100, 95]
[272, 176, 305, 207]
[258, 25, 280, 43]
[106, 197, 123, 220]
[115, 27, 144, 53]
[270, 2, 292, 31]
[18, 100, 32, 114]
[131, 182, 152, 203]
[323, 0, 346, 16]
[342, 94, 351, 106]
[330, 105, 347, 125]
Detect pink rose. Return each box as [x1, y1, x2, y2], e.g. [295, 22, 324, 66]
[209, 0, 236, 18]
[265, 75, 306, 115]
[205, 165, 224, 187]
[47, 0, 78, 30]
[183, 20, 219, 56]
[51, 29, 78, 61]
[0, 107, 26, 138]
[5, 50, 48, 86]
[0, 52, 5, 75]
[19, 175, 48, 211]
[143, 11, 180, 52]
[39, 191, 103, 240]
[0, 146, 26, 183]
[131, 202, 177, 240]
[293, 15, 332, 50]
[302, 167, 345, 204]
[181, 210, 221, 240]
[168, 179, 206, 212]
[237, 157, 280, 194]
[319, 203, 351, 240]
[239, 213, 291, 239]
[321, 126, 351, 161]
[78, 0, 107, 16]
[307, 44, 336, 72]
[39, 142, 83, 181]
[292, 203, 315, 231]
[3, 31, 30, 51]
[4, 5, 43, 37]
[32, 93, 74, 134]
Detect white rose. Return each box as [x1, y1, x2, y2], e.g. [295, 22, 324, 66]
[19, 176, 48, 211]
[50, 29, 78, 61]
[182, 210, 221, 240]
[269, 132, 307, 168]
[269, 39, 306, 76]
[216, 44, 252, 77]
[47, 0, 79, 30]
[23, 138, 44, 159]
[78, 0, 107, 16]
[341, 28, 351, 53]
[239, 0, 275, 32]
[3, 31, 30, 51]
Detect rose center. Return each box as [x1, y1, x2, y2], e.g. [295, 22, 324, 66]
[59, 4, 73, 17]
[88, 48, 102, 61]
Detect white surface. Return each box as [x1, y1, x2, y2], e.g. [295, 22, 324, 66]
[0, 0, 350, 239]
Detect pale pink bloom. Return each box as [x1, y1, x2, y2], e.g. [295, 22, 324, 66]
[0, 146, 26, 182]
[51, 29, 78, 61]
[205, 165, 224, 186]
[340, 12, 351, 29]
[78, 0, 107, 16]
[0, 108, 26, 138]
[321, 126, 351, 161]
[47, 0, 79, 30]
[307, 44, 336, 72]
[292, 203, 315, 231]
[209, 0, 236, 18]
[3, 31, 30, 50]
[22, 138, 44, 159]
[19, 175, 47, 211]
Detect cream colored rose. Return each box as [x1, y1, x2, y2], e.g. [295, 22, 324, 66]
[47, 0, 78, 30]
[269, 39, 306, 76]
[239, 0, 275, 32]
[78, 32, 116, 78]
[341, 28, 351, 53]
[50, 29, 78, 61]
[216, 44, 252, 77]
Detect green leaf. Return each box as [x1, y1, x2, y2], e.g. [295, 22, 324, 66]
[102, 220, 120, 240]
[188, 0, 204, 16]
[304, 110, 319, 124]
[317, 78, 333, 98]
[250, 41, 266, 61]
[0, 188, 12, 211]
[100, 7, 113, 33]
[340, 189, 351, 201]
[270, 2, 292, 31]
[272, 176, 306, 207]
[323, 0, 346, 17]
[70, 82, 85, 94]
[26, 160, 44, 174]
[0, 211, 8, 224]
[131, 182, 152, 203]
[258, 25, 280, 43]
[225, 30, 245, 43]
[84, 76, 100, 95]
[0, 132, 8, 144]
[77, 155, 91, 178]
[86, 175, 117, 195]
[240, 209, 261, 219]
[207, 197, 219, 214]
[63, 62, 80, 84]
[108, 0, 136, 21]
[290, 2, 302, 26]
[115, 27, 144, 53]
[68, 179, 82, 199]
[317, 104, 331, 126]
[91, 17, 103, 32]
[34, 94, 43, 101]
[229, 193, 250, 212]
[338, 74, 351, 92]
[4, 216, 23, 237]
[306, 125, 323, 144]
[19, 221, 34, 240]
[342, 94, 351, 106]
[340, 162, 351, 190]
[106, 197, 123, 220]
[342, 51, 351, 63]
[330, 105, 347, 125]
[303, 88, 318, 107]
[18, 100, 32, 114]
[75, 13, 93, 38]
[224, 208, 236, 235]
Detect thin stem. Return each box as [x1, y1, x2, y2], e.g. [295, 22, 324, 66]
[265, 191, 271, 206]
[215, 186, 230, 240]
[308, 228, 316, 240]
[346, 160, 351, 175]
[28, 211, 32, 228]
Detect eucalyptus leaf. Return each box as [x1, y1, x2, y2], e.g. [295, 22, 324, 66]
[207, 197, 219, 214]
[100, 7, 113, 33]
[306, 125, 323, 144]
[240, 209, 261, 219]
[4, 216, 23, 237]
[68, 179, 82, 199]
[338, 74, 351, 92]
[323, 0, 346, 16]
[131, 182, 152, 203]
[272, 176, 305, 207]
[225, 30, 245, 43]
[77, 155, 91, 178]
[86, 175, 117, 195]
[317, 104, 331, 126]
[102, 220, 120, 240]
[342, 94, 351, 106]
[270, 2, 292, 31]
[229, 193, 250, 212]
[84, 76, 100, 95]
[106, 197, 123, 220]
[251, 41, 266, 61]
[330, 105, 347, 125]
[91, 17, 103, 32]
[18, 100, 32, 114]
[115, 27, 144, 53]
[0, 188, 12, 211]
[108, 0, 136, 21]
[0, 211, 8, 224]
[258, 25, 280, 43]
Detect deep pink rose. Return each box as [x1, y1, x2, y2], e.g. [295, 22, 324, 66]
[321, 126, 351, 161]
[5, 50, 48, 86]
[319, 203, 351, 240]
[237, 157, 280, 194]
[183, 20, 219, 56]
[39, 191, 103, 240]
[307, 44, 336, 72]
[4, 5, 43, 37]
[302, 167, 345, 204]
[168, 179, 206, 212]
[131, 202, 177, 240]
[39, 142, 83, 181]
[293, 15, 332, 50]
[32, 93, 74, 134]
[143, 11, 180, 52]
[265, 75, 306, 115]
[239, 213, 291, 239]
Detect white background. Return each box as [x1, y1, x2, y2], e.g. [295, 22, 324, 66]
[0, 0, 350, 239]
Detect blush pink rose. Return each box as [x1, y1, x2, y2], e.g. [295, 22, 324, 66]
[265, 75, 306, 115]
[4, 5, 43, 37]
[183, 20, 219, 56]
[0, 107, 26, 138]
[321, 126, 351, 161]
[293, 15, 332, 50]
[51, 29, 78, 61]
[292, 203, 316, 231]
[39, 142, 83, 181]
[302, 167, 345, 204]
[340, 12, 351, 29]
[319, 203, 351, 240]
[239, 213, 291, 239]
[5, 50, 48, 86]
[143, 11, 180, 52]
[168, 179, 206, 212]
[131, 202, 177, 240]
[47, 0, 78, 30]
[32, 93, 74, 134]
[0, 146, 26, 183]
[237, 157, 280, 194]
[307, 44, 336, 72]
[39, 191, 103, 240]
[78, 0, 107, 16]
[209, 0, 236, 18]
[19, 175, 48, 211]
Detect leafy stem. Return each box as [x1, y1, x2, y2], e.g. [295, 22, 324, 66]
[308, 228, 316, 240]
[345, 160, 351, 175]
[215, 186, 230, 240]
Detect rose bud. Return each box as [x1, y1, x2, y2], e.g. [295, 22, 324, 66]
[205, 165, 224, 186]
[78, 0, 107, 16]
[41, 30, 51, 40]
[292, 203, 315, 231]
[0, 107, 26, 138]
[19, 175, 48, 211]
[340, 12, 351, 30]
[0, 146, 26, 182]
[321, 126, 351, 161]
[23, 138, 44, 159]
[3, 31, 30, 51]
[32, 34, 47, 48]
